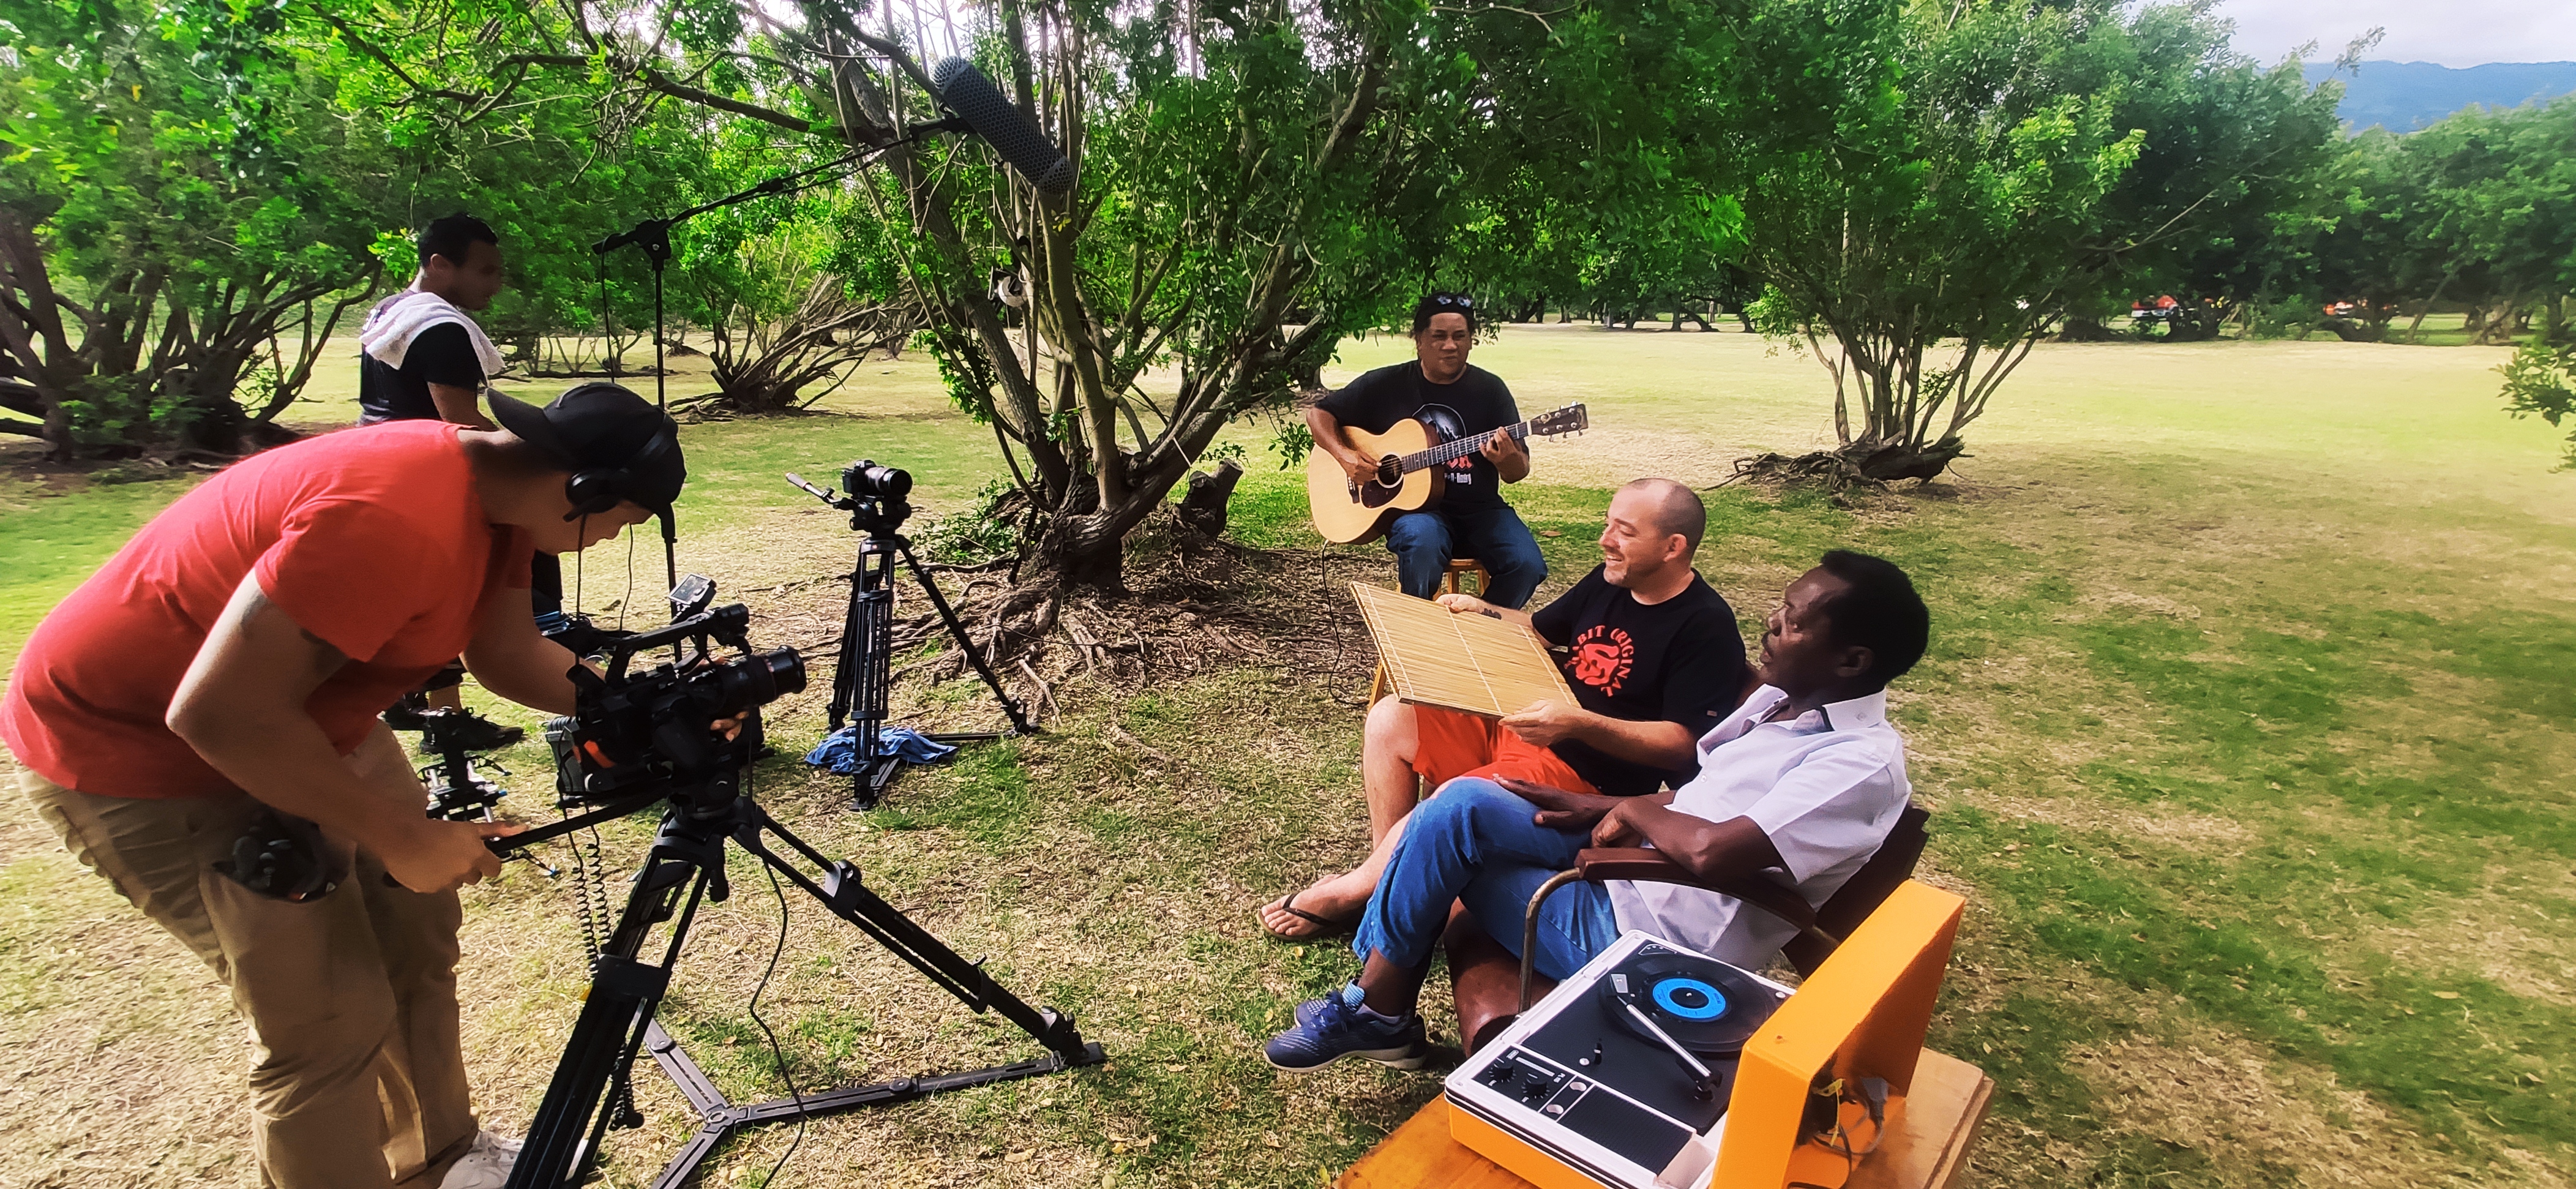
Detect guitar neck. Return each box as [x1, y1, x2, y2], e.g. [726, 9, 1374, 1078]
[1398, 422, 1534, 473]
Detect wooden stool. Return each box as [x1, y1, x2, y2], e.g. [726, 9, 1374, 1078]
[1333, 1049, 1994, 1189]
[1369, 560, 1494, 704]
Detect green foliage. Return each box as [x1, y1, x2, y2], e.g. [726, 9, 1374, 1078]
[0, 0, 385, 452]
[1436, 0, 1748, 325]
[2299, 94, 2576, 345]
[913, 478, 1027, 565]
[2499, 337, 2576, 468]
[1729, 0, 2149, 475]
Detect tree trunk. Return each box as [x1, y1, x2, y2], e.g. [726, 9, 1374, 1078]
[1850, 435, 1966, 481]
[1174, 459, 1244, 539]
[2406, 269, 2457, 344]
[0, 208, 88, 456]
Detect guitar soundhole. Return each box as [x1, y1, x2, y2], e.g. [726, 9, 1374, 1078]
[1359, 456, 1404, 509]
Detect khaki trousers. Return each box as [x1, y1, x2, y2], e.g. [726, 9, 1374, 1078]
[14, 726, 477, 1189]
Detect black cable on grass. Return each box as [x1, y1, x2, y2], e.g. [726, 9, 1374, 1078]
[747, 768, 806, 1185]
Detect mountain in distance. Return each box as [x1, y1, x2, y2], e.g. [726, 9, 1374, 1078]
[2303, 60, 2576, 131]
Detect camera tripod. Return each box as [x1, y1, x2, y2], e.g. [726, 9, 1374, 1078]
[492, 763, 1101, 1188]
[789, 467, 1035, 810]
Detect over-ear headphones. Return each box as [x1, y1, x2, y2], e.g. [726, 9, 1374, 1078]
[563, 426, 677, 519]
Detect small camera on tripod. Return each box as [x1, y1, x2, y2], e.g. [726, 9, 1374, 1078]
[542, 576, 806, 809]
[784, 459, 1035, 809]
[788, 459, 914, 536]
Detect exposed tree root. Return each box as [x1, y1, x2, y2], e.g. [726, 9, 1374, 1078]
[1723, 437, 1967, 503]
[1720, 450, 1889, 504]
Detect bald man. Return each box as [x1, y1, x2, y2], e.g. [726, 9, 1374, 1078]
[1260, 478, 1752, 939]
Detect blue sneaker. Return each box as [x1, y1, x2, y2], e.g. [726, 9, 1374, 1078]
[1265, 983, 1429, 1071]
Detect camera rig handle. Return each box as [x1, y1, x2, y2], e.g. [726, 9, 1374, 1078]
[785, 472, 847, 509]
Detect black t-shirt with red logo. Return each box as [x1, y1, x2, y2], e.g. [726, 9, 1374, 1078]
[1528, 565, 1749, 796]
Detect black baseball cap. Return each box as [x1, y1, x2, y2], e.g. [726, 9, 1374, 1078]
[489, 383, 687, 523]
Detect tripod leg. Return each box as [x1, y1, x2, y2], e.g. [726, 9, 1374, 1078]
[507, 838, 713, 1189]
[893, 539, 1035, 735]
[743, 806, 1092, 1059]
[826, 544, 871, 732]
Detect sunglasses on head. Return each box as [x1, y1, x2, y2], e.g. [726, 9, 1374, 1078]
[1429, 294, 1473, 309]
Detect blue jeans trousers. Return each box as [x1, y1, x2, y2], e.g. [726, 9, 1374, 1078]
[1352, 778, 1622, 985]
[1385, 506, 1548, 610]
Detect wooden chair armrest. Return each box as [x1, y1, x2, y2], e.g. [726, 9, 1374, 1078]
[1576, 847, 1824, 937]
[1575, 847, 1692, 883]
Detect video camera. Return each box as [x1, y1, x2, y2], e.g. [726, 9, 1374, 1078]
[541, 574, 806, 811]
[788, 459, 913, 536]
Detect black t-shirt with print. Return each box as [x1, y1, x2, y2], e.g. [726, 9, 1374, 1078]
[358, 321, 484, 424]
[1528, 565, 1750, 797]
[1313, 361, 1519, 513]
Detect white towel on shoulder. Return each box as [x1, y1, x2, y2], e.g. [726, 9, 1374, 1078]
[358, 290, 506, 377]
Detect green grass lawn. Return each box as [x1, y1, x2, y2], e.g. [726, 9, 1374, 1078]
[1, 324, 2571, 1187]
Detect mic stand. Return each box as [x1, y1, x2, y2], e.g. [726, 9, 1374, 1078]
[592, 119, 968, 596]
[788, 473, 1035, 809]
[492, 762, 1101, 1189]
[591, 117, 969, 411]
[592, 151, 856, 412]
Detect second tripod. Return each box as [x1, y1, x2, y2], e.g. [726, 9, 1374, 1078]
[790, 462, 1034, 809]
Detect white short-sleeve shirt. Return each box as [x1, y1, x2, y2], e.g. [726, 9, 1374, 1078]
[1604, 685, 1912, 969]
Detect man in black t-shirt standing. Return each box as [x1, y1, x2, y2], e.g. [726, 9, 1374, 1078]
[357, 213, 531, 750]
[1257, 478, 1750, 939]
[358, 214, 506, 429]
[1307, 291, 1548, 609]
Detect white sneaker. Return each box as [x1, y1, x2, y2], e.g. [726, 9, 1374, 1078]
[438, 1130, 525, 1189]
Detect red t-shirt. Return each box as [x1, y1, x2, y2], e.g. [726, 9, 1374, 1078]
[1, 421, 532, 799]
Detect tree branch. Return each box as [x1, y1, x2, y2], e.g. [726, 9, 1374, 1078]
[496, 53, 849, 138]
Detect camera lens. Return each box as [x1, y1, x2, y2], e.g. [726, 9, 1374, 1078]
[845, 460, 913, 500]
[758, 648, 807, 697]
[709, 647, 806, 715]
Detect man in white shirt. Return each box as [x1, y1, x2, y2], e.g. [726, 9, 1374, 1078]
[1263, 550, 1928, 1071]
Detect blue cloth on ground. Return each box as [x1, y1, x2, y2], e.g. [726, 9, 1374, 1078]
[802, 725, 960, 774]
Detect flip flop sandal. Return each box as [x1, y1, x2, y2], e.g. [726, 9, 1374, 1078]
[1262, 891, 1357, 940]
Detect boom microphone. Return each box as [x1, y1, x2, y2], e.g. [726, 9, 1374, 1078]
[929, 58, 1076, 197]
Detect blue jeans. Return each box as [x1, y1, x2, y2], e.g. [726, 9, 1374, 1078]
[1385, 506, 1547, 610]
[1352, 778, 1622, 983]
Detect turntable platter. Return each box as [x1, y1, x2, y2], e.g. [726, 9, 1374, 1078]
[1603, 951, 1784, 1055]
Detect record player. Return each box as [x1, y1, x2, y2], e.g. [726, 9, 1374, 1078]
[1443, 931, 1794, 1189]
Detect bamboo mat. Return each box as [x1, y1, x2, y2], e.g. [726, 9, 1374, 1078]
[1352, 583, 1573, 718]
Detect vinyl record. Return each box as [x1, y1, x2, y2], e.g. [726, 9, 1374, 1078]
[1602, 952, 1783, 1055]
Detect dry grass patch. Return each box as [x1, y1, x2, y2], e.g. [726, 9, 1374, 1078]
[0, 786, 250, 1188]
[2071, 1030, 2566, 1189]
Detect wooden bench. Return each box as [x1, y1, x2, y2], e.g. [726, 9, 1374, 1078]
[1336, 1048, 1993, 1189]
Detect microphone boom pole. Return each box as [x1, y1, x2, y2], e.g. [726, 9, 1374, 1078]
[591, 59, 1077, 411]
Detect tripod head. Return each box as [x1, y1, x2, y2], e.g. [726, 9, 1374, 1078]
[787, 460, 913, 539]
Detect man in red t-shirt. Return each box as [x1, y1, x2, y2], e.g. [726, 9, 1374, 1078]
[2, 383, 684, 1189]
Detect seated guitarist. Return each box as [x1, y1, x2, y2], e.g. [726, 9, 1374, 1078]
[1307, 291, 1547, 609]
[1259, 479, 1749, 939]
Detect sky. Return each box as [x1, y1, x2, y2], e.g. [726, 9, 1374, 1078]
[2218, 0, 2576, 68]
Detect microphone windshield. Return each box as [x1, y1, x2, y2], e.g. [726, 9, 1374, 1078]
[929, 58, 1077, 197]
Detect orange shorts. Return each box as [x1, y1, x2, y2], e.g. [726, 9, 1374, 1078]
[1409, 704, 1597, 795]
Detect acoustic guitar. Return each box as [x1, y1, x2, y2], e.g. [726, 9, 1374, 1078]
[1306, 403, 1590, 544]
